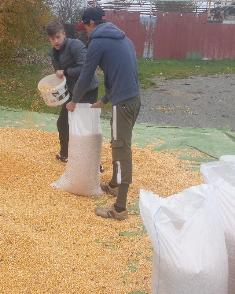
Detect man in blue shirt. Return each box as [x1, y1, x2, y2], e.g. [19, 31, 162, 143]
[67, 7, 141, 220]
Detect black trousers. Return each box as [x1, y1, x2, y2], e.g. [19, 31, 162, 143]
[57, 88, 98, 157]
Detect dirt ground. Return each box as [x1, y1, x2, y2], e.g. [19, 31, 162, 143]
[138, 74, 235, 130]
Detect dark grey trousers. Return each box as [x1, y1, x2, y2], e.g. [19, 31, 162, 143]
[109, 96, 141, 209]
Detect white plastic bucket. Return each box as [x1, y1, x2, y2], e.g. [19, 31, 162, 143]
[38, 74, 70, 107]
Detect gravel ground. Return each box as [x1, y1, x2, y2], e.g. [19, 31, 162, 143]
[138, 74, 235, 130]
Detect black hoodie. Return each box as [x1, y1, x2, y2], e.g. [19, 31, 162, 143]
[72, 22, 140, 105]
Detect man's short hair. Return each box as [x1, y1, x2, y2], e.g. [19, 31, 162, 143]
[82, 7, 105, 25]
[46, 20, 64, 36]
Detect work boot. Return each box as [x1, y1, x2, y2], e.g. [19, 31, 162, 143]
[100, 165, 105, 173]
[95, 205, 128, 220]
[56, 154, 68, 163]
[101, 183, 118, 197]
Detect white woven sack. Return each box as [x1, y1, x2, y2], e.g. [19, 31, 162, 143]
[201, 160, 235, 294]
[139, 185, 228, 294]
[52, 104, 102, 196]
[220, 155, 235, 164]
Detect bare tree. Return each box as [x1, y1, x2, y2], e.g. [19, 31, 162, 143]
[50, 0, 85, 23]
[153, 0, 196, 13]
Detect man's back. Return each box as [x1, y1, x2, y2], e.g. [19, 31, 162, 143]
[90, 22, 139, 105]
[72, 22, 139, 105]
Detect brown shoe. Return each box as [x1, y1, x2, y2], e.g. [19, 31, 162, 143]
[56, 154, 68, 163]
[101, 183, 118, 197]
[95, 205, 128, 220]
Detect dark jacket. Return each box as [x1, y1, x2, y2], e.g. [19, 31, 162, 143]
[72, 22, 140, 105]
[50, 38, 99, 95]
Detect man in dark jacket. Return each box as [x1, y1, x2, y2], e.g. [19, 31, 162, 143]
[46, 20, 99, 162]
[67, 8, 141, 220]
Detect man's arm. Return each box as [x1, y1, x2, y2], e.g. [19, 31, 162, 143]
[51, 59, 60, 71]
[91, 91, 109, 109]
[49, 50, 60, 71]
[91, 86, 109, 109]
[72, 40, 103, 103]
[64, 40, 87, 78]
[49, 50, 64, 79]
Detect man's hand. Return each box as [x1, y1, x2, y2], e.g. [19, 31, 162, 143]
[91, 100, 104, 108]
[66, 101, 76, 112]
[56, 70, 64, 79]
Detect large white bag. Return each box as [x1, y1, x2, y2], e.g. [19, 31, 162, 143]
[139, 185, 228, 294]
[201, 160, 235, 294]
[52, 104, 102, 196]
[220, 155, 235, 164]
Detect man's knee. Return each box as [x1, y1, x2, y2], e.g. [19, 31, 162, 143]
[111, 139, 131, 161]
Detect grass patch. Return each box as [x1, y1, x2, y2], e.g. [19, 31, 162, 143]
[1, 59, 235, 114]
[138, 59, 235, 88]
[0, 63, 58, 114]
[0, 63, 108, 115]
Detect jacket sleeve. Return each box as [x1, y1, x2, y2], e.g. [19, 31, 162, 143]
[65, 40, 87, 78]
[49, 50, 60, 71]
[72, 40, 103, 103]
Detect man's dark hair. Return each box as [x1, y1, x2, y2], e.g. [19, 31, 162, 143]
[46, 20, 65, 36]
[82, 7, 105, 25]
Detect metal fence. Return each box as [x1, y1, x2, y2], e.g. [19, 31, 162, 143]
[104, 10, 235, 59]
